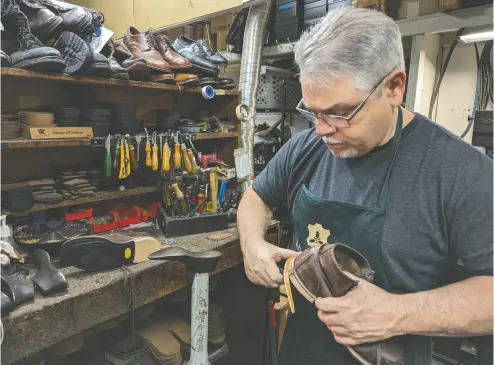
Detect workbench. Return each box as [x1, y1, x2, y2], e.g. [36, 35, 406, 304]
[2, 222, 280, 365]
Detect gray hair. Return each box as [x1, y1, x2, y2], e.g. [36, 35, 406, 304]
[294, 7, 405, 91]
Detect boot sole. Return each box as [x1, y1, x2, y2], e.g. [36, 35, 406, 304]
[59, 235, 162, 271]
[176, 79, 200, 87]
[12, 55, 66, 73]
[54, 31, 91, 74]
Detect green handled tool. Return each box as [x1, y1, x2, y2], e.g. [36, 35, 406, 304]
[105, 134, 112, 177]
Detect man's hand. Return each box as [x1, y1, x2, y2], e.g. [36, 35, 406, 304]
[243, 239, 300, 288]
[315, 272, 403, 346]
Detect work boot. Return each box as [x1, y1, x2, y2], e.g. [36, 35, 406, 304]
[123, 26, 171, 73]
[52, 31, 91, 74]
[35, 0, 92, 37]
[172, 36, 219, 76]
[1, 0, 65, 72]
[19, 0, 62, 41]
[101, 39, 129, 80]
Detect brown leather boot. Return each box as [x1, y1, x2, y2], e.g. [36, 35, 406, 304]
[154, 34, 192, 71]
[284, 243, 405, 365]
[123, 26, 171, 73]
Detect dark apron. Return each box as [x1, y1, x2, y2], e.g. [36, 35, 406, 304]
[279, 108, 431, 365]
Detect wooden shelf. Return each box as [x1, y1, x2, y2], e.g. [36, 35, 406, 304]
[0, 68, 239, 96]
[194, 132, 239, 140]
[1, 138, 92, 149]
[5, 186, 160, 215]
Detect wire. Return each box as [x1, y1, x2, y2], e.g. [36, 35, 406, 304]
[428, 29, 465, 120]
[460, 43, 480, 138]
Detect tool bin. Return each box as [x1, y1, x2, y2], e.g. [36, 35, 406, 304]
[141, 202, 160, 222]
[157, 205, 229, 237]
[90, 213, 119, 233]
[110, 204, 142, 227]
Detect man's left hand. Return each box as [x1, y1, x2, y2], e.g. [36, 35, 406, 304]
[315, 272, 403, 346]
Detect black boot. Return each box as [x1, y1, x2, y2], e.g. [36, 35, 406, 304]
[34, 0, 93, 37]
[19, 0, 62, 41]
[1, 0, 66, 72]
[52, 30, 92, 74]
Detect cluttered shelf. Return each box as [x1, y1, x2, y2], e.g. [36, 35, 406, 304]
[1, 132, 240, 148]
[0, 67, 239, 96]
[4, 186, 160, 215]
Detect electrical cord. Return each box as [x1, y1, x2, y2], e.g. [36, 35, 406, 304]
[460, 43, 480, 139]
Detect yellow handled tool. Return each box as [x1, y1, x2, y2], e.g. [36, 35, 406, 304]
[119, 137, 130, 179]
[174, 133, 181, 169]
[145, 128, 152, 167]
[162, 136, 171, 172]
[181, 141, 192, 173]
[125, 134, 138, 172]
[187, 149, 198, 174]
[152, 132, 159, 171]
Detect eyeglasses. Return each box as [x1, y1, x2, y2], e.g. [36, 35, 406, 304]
[296, 74, 388, 128]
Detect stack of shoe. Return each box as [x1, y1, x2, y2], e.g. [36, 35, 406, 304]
[56, 171, 97, 199]
[110, 104, 139, 135]
[56, 107, 80, 127]
[28, 178, 63, 204]
[137, 318, 183, 365]
[87, 170, 102, 188]
[104, 335, 156, 365]
[1, 112, 21, 139]
[80, 107, 111, 137]
[2, 183, 34, 212]
[208, 301, 227, 345]
[18, 111, 56, 138]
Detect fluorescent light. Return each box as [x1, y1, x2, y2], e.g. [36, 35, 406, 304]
[459, 25, 494, 43]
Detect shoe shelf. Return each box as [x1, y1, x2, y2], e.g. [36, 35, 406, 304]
[4, 186, 160, 216]
[0, 67, 240, 96]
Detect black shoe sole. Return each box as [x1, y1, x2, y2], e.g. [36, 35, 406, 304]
[12, 55, 66, 73]
[192, 63, 219, 76]
[86, 62, 112, 78]
[54, 31, 91, 74]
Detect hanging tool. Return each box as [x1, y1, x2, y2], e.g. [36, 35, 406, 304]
[174, 133, 181, 169]
[162, 135, 171, 173]
[180, 134, 193, 173]
[135, 134, 142, 162]
[125, 134, 138, 172]
[159, 134, 163, 166]
[113, 138, 120, 171]
[105, 134, 112, 177]
[119, 137, 128, 179]
[145, 128, 152, 167]
[152, 132, 159, 171]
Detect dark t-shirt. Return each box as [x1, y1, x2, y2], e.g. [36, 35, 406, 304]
[253, 113, 493, 293]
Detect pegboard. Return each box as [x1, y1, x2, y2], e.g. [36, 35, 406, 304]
[256, 66, 302, 111]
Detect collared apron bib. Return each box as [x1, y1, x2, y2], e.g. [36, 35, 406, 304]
[279, 108, 431, 365]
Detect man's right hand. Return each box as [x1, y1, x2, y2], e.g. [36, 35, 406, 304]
[243, 239, 300, 288]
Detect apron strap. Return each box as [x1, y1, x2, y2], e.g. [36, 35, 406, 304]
[377, 107, 404, 209]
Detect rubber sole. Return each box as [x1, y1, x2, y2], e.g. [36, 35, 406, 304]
[60, 235, 161, 271]
[53, 31, 91, 74]
[219, 83, 236, 90]
[86, 62, 112, 78]
[176, 79, 200, 87]
[192, 63, 219, 76]
[12, 55, 66, 73]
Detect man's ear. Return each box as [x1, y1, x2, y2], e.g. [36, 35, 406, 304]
[385, 69, 407, 107]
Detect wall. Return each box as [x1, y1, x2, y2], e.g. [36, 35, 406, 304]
[434, 33, 490, 143]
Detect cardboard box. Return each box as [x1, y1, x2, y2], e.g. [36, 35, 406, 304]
[397, 0, 441, 19]
[211, 12, 237, 33]
[29, 127, 93, 139]
[439, 0, 461, 10]
[213, 30, 230, 52]
[353, 0, 386, 12]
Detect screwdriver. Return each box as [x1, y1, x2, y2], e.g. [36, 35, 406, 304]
[152, 132, 159, 171]
[161, 135, 171, 172]
[145, 128, 152, 167]
[174, 133, 181, 169]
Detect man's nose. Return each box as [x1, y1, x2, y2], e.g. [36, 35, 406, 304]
[315, 119, 337, 136]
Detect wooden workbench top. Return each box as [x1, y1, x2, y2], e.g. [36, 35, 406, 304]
[1, 222, 276, 364]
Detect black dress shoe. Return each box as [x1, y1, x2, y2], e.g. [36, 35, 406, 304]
[199, 76, 219, 88]
[1, 265, 35, 308]
[218, 77, 236, 90]
[31, 249, 68, 295]
[197, 39, 228, 66]
[173, 36, 219, 76]
[53, 31, 91, 74]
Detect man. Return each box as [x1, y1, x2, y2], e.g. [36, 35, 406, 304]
[237, 7, 493, 365]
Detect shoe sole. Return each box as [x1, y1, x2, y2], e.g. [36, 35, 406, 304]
[12, 55, 66, 73]
[110, 72, 130, 81]
[125, 62, 150, 81]
[54, 31, 91, 74]
[86, 62, 113, 78]
[220, 83, 236, 90]
[59, 235, 162, 271]
[200, 82, 220, 88]
[176, 79, 200, 87]
[192, 63, 219, 76]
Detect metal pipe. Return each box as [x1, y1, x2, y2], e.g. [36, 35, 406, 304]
[239, 0, 273, 190]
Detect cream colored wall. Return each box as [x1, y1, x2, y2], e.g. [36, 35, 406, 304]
[434, 36, 489, 143]
[71, 0, 242, 38]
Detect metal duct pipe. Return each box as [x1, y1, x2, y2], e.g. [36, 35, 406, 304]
[239, 0, 272, 190]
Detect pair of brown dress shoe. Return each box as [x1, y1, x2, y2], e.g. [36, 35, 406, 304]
[284, 243, 405, 365]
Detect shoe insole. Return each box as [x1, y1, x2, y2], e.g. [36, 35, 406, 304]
[59, 234, 162, 271]
[137, 322, 181, 358]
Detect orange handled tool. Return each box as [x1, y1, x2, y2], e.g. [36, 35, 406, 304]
[152, 132, 159, 171]
[161, 136, 171, 172]
[145, 128, 152, 167]
[181, 142, 192, 173]
[174, 133, 181, 168]
[187, 149, 198, 174]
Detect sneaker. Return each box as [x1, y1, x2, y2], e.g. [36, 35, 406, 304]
[52, 31, 91, 74]
[2, 0, 65, 72]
